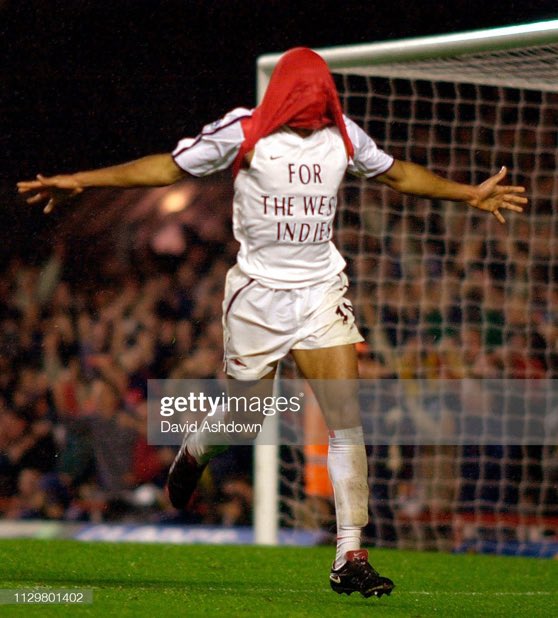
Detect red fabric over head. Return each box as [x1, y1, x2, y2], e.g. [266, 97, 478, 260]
[232, 47, 354, 177]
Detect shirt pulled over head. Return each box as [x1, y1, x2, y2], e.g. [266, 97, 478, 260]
[233, 47, 354, 177]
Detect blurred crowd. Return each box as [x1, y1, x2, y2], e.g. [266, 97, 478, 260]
[0, 230, 253, 525]
[0, 183, 557, 544]
[349, 200, 556, 379]
[345, 201, 558, 547]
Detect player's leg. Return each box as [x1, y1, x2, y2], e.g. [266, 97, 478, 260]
[167, 368, 276, 510]
[188, 368, 277, 462]
[291, 344, 394, 598]
[168, 266, 288, 509]
[291, 344, 365, 561]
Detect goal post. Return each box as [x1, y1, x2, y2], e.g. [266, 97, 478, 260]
[253, 20, 558, 551]
[257, 19, 558, 90]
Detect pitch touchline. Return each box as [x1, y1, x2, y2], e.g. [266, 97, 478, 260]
[168, 586, 557, 596]
[403, 591, 555, 596]
[79, 584, 556, 596]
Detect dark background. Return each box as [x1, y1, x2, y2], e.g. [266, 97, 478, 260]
[1, 0, 557, 251]
[3, 1, 558, 177]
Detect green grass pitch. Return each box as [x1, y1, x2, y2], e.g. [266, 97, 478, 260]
[1, 540, 557, 617]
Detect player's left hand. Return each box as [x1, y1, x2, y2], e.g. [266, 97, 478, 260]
[468, 166, 527, 224]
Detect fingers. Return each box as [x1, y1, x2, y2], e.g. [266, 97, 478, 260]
[499, 185, 526, 194]
[502, 194, 528, 205]
[17, 180, 44, 193]
[36, 173, 54, 186]
[493, 209, 506, 224]
[490, 197, 524, 223]
[17, 174, 54, 189]
[491, 166, 528, 199]
[500, 203, 524, 213]
[485, 166, 508, 187]
[493, 182, 528, 219]
[17, 179, 51, 204]
[18, 173, 82, 214]
[17, 180, 52, 210]
[26, 192, 49, 205]
[17, 175, 60, 196]
[499, 191, 528, 214]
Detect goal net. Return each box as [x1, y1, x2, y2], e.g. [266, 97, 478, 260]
[255, 21, 558, 555]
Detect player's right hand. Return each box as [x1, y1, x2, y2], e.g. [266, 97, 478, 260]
[17, 174, 83, 213]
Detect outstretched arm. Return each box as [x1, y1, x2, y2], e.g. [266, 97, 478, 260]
[17, 154, 187, 213]
[375, 160, 527, 223]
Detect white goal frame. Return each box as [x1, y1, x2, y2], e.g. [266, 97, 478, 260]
[252, 19, 558, 546]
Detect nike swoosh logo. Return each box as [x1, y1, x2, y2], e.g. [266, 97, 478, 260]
[270, 155, 283, 160]
[329, 575, 341, 584]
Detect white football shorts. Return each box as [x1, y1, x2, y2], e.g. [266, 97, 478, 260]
[222, 265, 364, 380]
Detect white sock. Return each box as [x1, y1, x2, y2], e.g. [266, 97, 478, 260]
[335, 526, 363, 569]
[328, 426, 369, 569]
[186, 405, 232, 464]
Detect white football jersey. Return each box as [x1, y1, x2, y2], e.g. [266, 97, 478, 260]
[173, 108, 394, 288]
